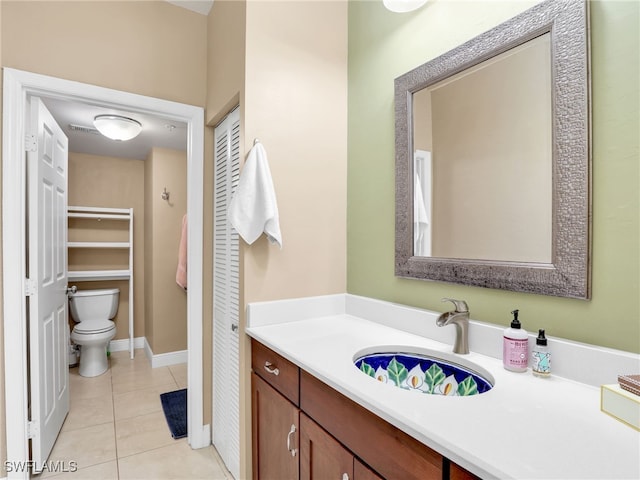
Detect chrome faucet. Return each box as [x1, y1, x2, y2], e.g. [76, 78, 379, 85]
[436, 298, 470, 355]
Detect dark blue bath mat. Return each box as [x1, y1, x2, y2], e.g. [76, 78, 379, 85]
[160, 388, 187, 439]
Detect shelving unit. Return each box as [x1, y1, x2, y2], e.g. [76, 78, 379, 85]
[67, 206, 134, 359]
[67, 242, 130, 249]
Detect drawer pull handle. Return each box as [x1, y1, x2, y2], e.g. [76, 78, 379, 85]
[264, 361, 280, 376]
[287, 424, 297, 457]
[342, 474, 349, 480]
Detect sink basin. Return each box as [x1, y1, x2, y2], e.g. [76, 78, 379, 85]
[354, 347, 494, 396]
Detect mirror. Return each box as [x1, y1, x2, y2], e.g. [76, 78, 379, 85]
[395, 0, 591, 298]
[412, 34, 553, 263]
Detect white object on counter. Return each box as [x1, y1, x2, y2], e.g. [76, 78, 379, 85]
[601, 384, 640, 431]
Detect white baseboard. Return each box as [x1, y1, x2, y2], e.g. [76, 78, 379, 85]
[144, 337, 153, 362]
[144, 337, 188, 368]
[109, 336, 145, 353]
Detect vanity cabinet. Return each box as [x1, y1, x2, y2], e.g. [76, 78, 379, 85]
[300, 370, 442, 480]
[300, 412, 384, 480]
[251, 341, 301, 480]
[300, 413, 354, 480]
[251, 339, 478, 480]
[354, 460, 384, 480]
[252, 374, 299, 480]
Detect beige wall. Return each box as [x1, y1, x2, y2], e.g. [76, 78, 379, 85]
[243, 0, 348, 303]
[68, 152, 146, 341]
[144, 153, 156, 348]
[245, 1, 348, 477]
[206, 1, 348, 477]
[1, 0, 206, 468]
[1, 1, 207, 107]
[206, 0, 246, 126]
[144, 148, 188, 354]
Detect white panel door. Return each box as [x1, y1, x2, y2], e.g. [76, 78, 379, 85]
[27, 96, 70, 472]
[213, 107, 241, 479]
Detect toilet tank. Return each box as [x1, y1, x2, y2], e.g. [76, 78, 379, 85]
[69, 288, 120, 322]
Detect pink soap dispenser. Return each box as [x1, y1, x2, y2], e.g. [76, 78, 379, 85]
[503, 309, 528, 372]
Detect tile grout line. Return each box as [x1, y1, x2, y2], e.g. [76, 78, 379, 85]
[113, 439, 190, 461]
[65, 351, 229, 479]
[168, 366, 179, 387]
[111, 350, 178, 477]
[110, 360, 121, 480]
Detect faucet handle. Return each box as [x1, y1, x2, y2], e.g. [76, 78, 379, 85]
[441, 298, 469, 313]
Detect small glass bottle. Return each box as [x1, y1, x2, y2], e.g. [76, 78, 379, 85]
[532, 329, 551, 377]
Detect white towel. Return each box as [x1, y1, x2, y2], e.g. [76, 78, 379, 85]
[228, 142, 282, 248]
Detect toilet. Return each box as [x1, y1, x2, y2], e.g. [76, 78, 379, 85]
[69, 288, 119, 377]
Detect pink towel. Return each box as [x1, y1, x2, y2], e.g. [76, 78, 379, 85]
[176, 214, 187, 290]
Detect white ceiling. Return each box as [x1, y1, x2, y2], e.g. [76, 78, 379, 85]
[42, 97, 187, 161]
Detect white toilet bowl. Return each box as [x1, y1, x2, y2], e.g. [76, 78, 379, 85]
[69, 288, 119, 378]
[70, 320, 116, 377]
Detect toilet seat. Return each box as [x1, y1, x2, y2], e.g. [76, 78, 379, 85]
[73, 319, 115, 335]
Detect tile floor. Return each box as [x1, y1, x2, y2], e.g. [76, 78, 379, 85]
[37, 349, 231, 479]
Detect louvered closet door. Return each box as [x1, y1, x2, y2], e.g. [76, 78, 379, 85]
[213, 107, 241, 480]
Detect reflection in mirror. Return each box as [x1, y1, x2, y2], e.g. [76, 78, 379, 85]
[412, 34, 552, 263]
[395, 0, 591, 298]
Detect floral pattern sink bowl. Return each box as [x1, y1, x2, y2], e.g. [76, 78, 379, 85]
[354, 348, 494, 396]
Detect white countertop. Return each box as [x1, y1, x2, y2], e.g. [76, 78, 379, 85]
[246, 295, 640, 480]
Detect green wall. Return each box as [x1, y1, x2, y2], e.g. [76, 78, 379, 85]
[347, 0, 639, 353]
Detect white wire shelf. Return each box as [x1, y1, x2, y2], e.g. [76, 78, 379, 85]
[68, 269, 131, 282]
[68, 242, 130, 249]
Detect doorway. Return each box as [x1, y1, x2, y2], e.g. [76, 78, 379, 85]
[2, 68, 209, 478]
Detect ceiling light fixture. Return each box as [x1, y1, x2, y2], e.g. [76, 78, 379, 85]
[93, 114, 143, 141]
[383, 0, 428, 13]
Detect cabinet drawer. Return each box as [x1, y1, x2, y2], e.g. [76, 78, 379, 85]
[251, 339, 300, 405]
[300, 370, 442, 480]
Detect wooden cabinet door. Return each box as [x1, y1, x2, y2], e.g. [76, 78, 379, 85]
[300, 413, 354, 480]
[252, 373, 299, 480]
[354, 459, 383, 480]
[449, 461, 479, 480]
[301, 371, 442, 480]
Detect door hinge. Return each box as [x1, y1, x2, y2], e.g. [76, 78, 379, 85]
[25, 134, 37, 152]
[24, 278, 37, 297]
[27, 420, 38, 439]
